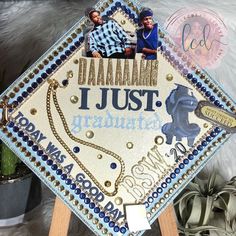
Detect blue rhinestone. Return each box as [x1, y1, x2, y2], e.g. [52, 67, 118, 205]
[22, 91, 28, 98]
[106, 10, 113, 16]
[145, 202, 149, 208]
[18, 131, 24, 137]
[170, 173, 176, 179]
[60, 55, 67, 61]
[61, 174, 67, 180]
[94, 207, 100, 213]
[73, 146, 80, 153]
[62, 80, 68, 86]
[152, 192, 158, 198]
[206, 136, 212, 142]
[12, 101, 18, 107]
[197, 145, 203, 151]
[70, 183, 76, 190]
[84, 198, 90, 204]
[56, 169, 62, 175]
[201, 87, 207, 92]
[214, 100, 220, 106]
[214, 127, 221, 133]
[37, 150, 43, 156]
[32, 145, 38, 151]
[51, 64, 57, 70]
[74, 188, 81, 195]
[157, 187, 163, 193]
[183, 159, 189, 165]
[210, 96, 215, 102]
[111, 6, 116, 13]
[79, 37, 84, 43]
[46, 68, 52, 74]
[166, 177, 171, 183]
[27, 140, 33, 146]
[120, 227, 126, 234]
[219, 104, 224, 108]
[188, 154, 194, 160]
[196, 82, 202, 88]
[36, 77, 43, 84]
[114, 226, 120, 232]
[110, 162, 117, 169]
[51, 164, 58, 170]
[65, 50, 71, 56]
[17, 96, 24, 103]
[80, 193, 86, 199]
[211, 131, 217, 137]
[179, 163, 185, 169]
[187, 73, 193, 79]
[109, 221, 115, 227]
[115, 2, 122, 7]
[104, 216, 110, 223]
[192, 149, 198, 155]
[148, 197, 153, 203]
[161, 182, 167, 188]
[27, 87, 33, 93]
[42, 155, 48, 161]
[130, 13, 136, 19]
[74, 41, 80, 47]
[121, 5, 126, 11]
[202, 141, 208, 146]
[125, 8, 131, 14]
[65, 179, 72, 185]
[47, 159, 53, 166]
[32, 82, 38, 88]
[175, 168, 180, 174]
[156, 101, 162, 107]
[192, 77, 197, 83]
[99, 212, 105, 218]
[56, 59, 62, 65]
[41, 73, 48, 79]
[8, 122, 14, 128]
[70, 46, 76, 51]
[205, 91, 211, 97]
[89, 202, 95, 209]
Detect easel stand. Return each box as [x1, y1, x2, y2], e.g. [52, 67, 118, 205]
[49, 197, 179, 236]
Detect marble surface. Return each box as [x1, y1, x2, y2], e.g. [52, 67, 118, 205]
[0, 0, 235, 235]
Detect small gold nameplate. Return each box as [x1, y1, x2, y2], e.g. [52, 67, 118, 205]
[195, 101, 236, 133]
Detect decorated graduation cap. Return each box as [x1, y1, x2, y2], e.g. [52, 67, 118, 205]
[0, 0, 235, 235]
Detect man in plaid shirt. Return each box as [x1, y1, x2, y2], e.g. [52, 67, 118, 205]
[85, 7, 132, 58]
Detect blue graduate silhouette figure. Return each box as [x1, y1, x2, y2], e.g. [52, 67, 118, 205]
[162, 84, 200, 147]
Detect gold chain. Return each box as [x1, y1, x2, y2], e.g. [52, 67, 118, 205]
[46, 80, 125, 196]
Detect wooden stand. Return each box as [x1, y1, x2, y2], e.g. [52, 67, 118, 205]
[49, 197, 179, 236]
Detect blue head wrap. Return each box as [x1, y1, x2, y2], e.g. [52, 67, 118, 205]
[139, 8, 153, 22]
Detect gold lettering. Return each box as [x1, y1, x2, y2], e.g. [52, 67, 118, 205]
[88, 59, 96, 85]
[78, 58, 87, 85]
[150, 60, 158, 86]
[115, 59, 122, 85]
[131, 59, 139, 86]
[106, 58, 114, 85]
[123, 59, 131, 86]
[97, 59, 105, 85]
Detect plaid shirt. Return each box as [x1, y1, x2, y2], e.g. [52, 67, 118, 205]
[89, 20, 130, 57]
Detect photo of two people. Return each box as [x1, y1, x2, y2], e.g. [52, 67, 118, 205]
[84, 7, 159, 60]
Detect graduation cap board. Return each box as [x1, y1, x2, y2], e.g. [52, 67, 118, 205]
[0, 0, 236, 235]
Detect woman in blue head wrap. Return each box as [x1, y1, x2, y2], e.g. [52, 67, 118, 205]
[136, 8, 158, 60]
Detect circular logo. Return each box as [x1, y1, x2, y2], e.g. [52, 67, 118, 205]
[164, 8, 228, 69]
